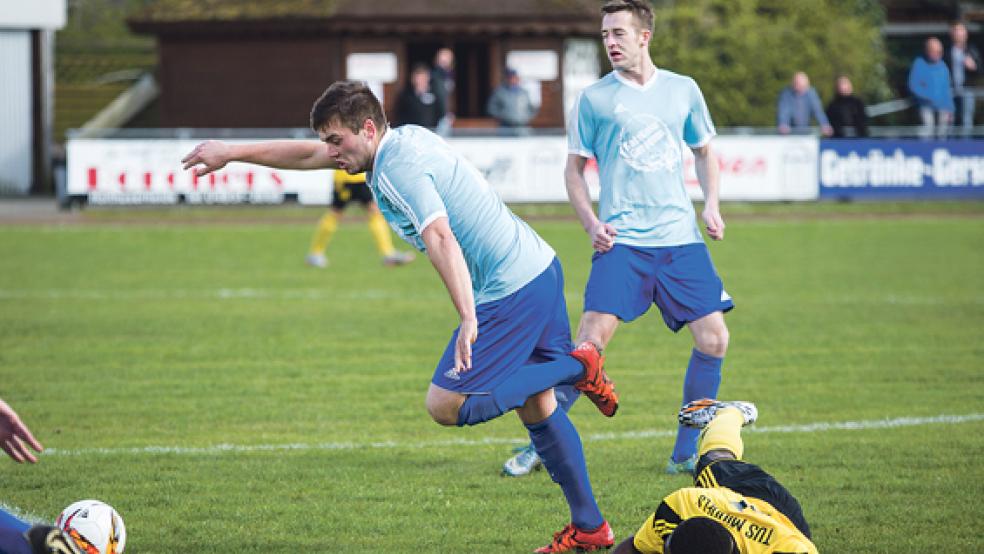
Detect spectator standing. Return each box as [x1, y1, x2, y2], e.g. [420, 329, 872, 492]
[430, 48, 455, 135]
[487, 68, 538, 133]
[777, 71, 833, 136]
[909, 37, 955, 138]
[947, 22, 980, 135]
[825, 75, 869, 137]
[395, 64, 442, 129]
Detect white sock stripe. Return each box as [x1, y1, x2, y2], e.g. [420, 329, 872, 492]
[40, 413, 984, 458]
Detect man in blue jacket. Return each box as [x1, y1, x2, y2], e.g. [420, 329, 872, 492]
[776, 72, 832, 136]
[909, 37, 955, 138]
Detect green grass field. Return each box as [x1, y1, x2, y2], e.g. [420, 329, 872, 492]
[1, 203, 982, 553]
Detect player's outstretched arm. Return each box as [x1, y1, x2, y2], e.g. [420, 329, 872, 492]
[421, 217, 477, 372]
[181, 140, 336, 177]
[692, 143, 725, 241]
[565, 154, 616, 252]
[0, 399, 43, 463]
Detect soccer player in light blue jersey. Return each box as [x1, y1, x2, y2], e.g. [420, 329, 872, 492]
[566, 0, 734, 475]
[182, 80, 619, 553]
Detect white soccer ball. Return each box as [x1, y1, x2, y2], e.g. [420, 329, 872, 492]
[55, 500, 126, 554]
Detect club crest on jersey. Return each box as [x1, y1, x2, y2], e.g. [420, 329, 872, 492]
[614, 104, 680, 173]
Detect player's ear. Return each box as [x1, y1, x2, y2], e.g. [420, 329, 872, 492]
[363, 118, 377, 141]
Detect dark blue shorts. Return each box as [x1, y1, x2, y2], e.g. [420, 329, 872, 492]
[583, 243, 733, 332]
[431, 257, 573, 394]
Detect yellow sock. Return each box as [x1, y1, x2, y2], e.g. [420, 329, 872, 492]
[367, 211, 395, 256]
[309, 212, 338, 255]
[698, 407, 745, 460]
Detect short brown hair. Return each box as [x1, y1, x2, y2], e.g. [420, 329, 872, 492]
[310, 80, 387, 133]
[601, 0, 654, 33]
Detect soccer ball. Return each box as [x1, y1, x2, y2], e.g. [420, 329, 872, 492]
[55, 500, 126, 554]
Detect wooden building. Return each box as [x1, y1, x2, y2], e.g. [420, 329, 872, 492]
[127, 0, 602, 130]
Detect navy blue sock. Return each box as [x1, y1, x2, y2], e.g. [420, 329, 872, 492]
[457, 357, 583, 426]
[671, 348, 723, 462]
[0, 508, 31, 554]
[0, 508, 29, 535]
[527, 409, 604, 529]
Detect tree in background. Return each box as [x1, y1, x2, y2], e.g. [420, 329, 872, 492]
[648, 0, 891, 127]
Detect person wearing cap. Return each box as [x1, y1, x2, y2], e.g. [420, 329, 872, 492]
[487, 67, 538, 133]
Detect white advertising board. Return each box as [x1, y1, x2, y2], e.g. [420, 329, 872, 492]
[682, 135, 819, 201]
[66, 134, 819, 205]
[67, 139, 332, 205]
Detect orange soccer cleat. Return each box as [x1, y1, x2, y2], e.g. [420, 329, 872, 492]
[534, 521, 615, 553]
[570, 342, 619, 417]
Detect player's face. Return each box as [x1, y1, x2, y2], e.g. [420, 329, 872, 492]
[319, 119, 375, 174]
[601, 11, 649, 71]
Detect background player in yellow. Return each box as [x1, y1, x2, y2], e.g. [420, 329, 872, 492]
[613, 400, 817, 554]
[305, 170, 415, 268]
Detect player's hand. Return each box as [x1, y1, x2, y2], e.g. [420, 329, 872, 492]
[25, 525, 84, 554]
[702, 207, 725, 241]
[454, 317, 478, 372]
[181, 140, 232, 177]
[0, 399, 43, 463]
[589, 222, 617, 253]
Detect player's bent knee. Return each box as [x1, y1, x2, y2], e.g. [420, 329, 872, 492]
[516, 389, 558, 425]
[425, 385, 465, 426]
[696, 326, 729, 358]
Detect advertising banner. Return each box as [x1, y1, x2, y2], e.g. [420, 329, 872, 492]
[682, 135, 818, 201]
[67, 139, 333, 205]
[67, 134, 821, 205]
[820, 139, 984, 199]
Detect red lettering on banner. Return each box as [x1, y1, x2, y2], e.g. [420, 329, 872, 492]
[271, 173, 283, 188]
[208, 173, 217, 189]
[191, 170, 200, 190]
[246, 172, 254, 190]
[143, 172, 153, 190]
[118, 172, 127, 190]
[88, 168, 98, 190]
[167, 173, 175, 189]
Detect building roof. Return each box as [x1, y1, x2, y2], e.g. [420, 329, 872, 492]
[128, 0, 600, 36]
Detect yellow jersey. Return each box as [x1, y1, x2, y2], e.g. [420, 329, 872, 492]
[633, 487, 818, 554]
[334, 171, 367, 187]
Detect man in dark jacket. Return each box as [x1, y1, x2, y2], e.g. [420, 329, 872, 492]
[395, 64, 442, 129]
[825, 75, 868, 138]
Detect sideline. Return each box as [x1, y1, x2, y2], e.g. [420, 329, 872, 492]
[42, 413, 984, 457]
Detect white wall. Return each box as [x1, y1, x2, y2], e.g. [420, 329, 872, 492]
[0, 30, 33, 194]
[0, 0, 66, 30]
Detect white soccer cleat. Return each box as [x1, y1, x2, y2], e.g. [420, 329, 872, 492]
[305, 253, 328, 268]
[678, 399, 757, 429]
[502, 444, 542, 477]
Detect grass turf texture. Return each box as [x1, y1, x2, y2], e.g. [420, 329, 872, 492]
[1, 203, 981, 552]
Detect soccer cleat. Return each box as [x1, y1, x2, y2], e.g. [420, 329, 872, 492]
[570, 342, 618, 417]
[305, 253, 328, 268]
[665, 454, 697, 475]
[382, 251, 416, 266]
[502, 444, 542, 477]
[534, 521, 614, 553]
[678, 399, 758, 429]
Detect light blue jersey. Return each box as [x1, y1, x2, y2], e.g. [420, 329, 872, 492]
[367, 125, 555, 305]
[568, 69, 716, 247]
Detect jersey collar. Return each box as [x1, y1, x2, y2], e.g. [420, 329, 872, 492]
[613, 66, 660, 91]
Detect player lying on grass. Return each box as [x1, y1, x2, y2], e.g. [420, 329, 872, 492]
[0, 398, 84, 554]
[182, 80, 620, 553]
[612, 400, 817, 554]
